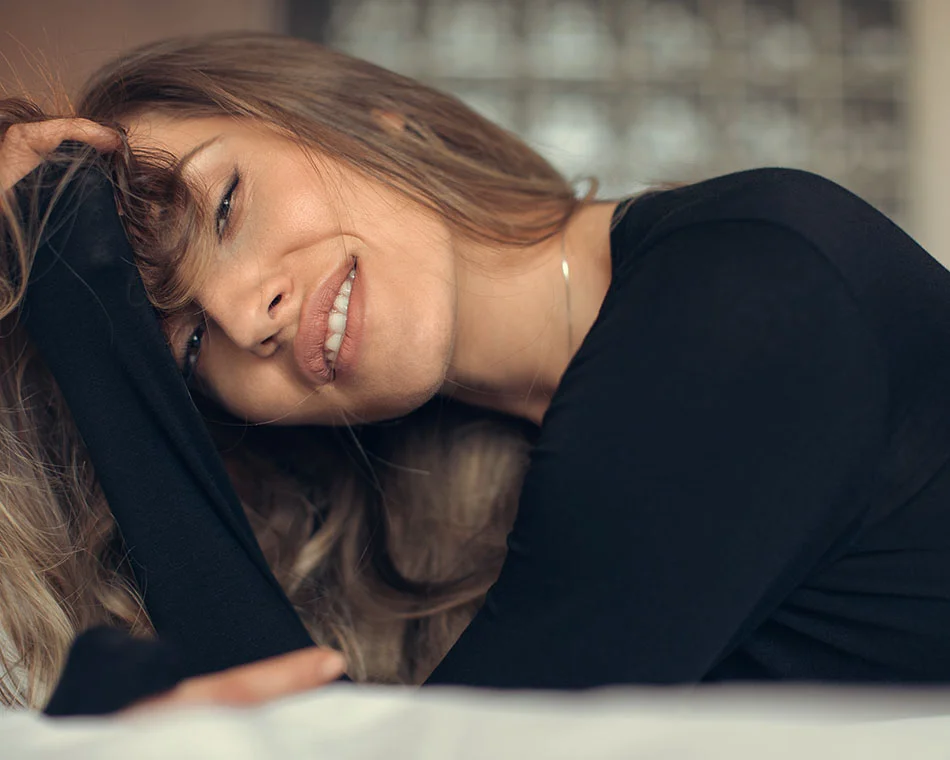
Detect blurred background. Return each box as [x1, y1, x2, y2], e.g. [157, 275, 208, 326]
[2, 0, 948, 264]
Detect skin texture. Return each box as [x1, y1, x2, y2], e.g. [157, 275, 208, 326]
[130, 114, 617, 427]
[132, 115, 459, 426]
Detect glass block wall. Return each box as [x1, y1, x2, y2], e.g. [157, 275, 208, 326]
[291, 0, 909, 222]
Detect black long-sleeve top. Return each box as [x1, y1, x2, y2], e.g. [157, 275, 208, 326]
[428, 168, 950, 686]
[37, 168, 950, 715]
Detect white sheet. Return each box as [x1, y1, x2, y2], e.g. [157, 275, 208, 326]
[3, 684, 950, 759]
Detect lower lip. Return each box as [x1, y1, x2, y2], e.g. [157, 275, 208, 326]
[294, 259, 364, 385]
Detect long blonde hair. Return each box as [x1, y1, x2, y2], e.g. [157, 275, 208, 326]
[0, 32, 588, 708]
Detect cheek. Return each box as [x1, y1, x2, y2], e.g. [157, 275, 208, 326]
[199, 349, 294, 423]
[262, 163, 345, 245]
[348, 266, 455, 418]
[368, 222, 457, 376]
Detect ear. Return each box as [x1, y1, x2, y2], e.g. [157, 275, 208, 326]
[371, 109, 408, 135]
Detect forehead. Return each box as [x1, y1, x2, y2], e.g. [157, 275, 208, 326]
[125, 113, 345, 188]
[127, 114, 229, 156]
[125, 114, 291, 175]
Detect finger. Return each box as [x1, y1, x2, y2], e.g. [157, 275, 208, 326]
[174, 647, 346, 706]
[1, 119, 122, 192]
[61, 119, 122, 152]
[5, 119, 120, 159]
[1, 119, 121, 192]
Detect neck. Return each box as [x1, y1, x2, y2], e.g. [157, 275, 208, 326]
[440, 201, 617, 425]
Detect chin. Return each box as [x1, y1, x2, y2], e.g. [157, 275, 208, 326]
[343, 313, 453, 423]
[349, 371, 446, 425]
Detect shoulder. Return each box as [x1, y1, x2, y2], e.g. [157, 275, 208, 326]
[611, 168, 885, 281]
[565, 201, 890, 438]
[638, 167, 868, 236]
[574, 203, 889, 407]
[608, 166, 950, 387]
[693, 167, 856, 206]
[605, 166, 946, 356]
[607, 203, 860, 332]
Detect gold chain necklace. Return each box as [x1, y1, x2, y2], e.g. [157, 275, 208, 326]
[561, 229, 574, 354]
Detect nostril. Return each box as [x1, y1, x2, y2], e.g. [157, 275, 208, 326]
[269, 294, 282, 312]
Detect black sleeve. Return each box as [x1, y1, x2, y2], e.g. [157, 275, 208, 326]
[44, 627, 184, 717]
[427, 220, 890, 688]
[18, 158, 314, 715]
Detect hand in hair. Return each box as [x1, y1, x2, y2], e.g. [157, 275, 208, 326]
[124, 647, 347, 714]
[0, 118, 119, 192]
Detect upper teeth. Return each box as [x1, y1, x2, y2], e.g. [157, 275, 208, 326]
[325, 266, 355, 367]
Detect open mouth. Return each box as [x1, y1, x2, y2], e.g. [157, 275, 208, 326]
[324, 261, 356, 370]
[293, 254, 362, 385]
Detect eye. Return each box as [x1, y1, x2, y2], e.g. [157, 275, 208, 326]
[181, 321, 206, 383]
[215, 170, 240, 240]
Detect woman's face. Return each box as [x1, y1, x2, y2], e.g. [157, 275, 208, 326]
[129, 115, 458, 425]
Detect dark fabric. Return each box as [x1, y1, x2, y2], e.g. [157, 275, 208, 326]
[44, 626, 185, 716]
[427, 168, 950, 687]
[18, 158, 314, 716]
[23, 164, 950, 713]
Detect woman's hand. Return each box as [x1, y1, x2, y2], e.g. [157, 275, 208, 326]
[124, 646, 347, 714]
[0, 118, 119, 192]
[127, 646, 347, 713]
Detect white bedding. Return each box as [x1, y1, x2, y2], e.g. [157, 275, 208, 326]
[3, 684, 950, 759]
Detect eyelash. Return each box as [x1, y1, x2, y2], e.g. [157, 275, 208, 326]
[216, 170, 240, 241]
[181, 320, 206, 383]
[180, 170, 240, 380]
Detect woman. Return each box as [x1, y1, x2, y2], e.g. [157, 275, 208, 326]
[2, 32, 949, 712]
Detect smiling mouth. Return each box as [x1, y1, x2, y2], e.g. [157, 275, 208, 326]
[324, 262, 356, 369]
[293, 255, 360, 385]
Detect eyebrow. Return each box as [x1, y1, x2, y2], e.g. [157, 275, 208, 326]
[173, 134, 223, 176]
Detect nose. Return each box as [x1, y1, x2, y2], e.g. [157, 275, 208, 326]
[205, 272, 296, 357]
